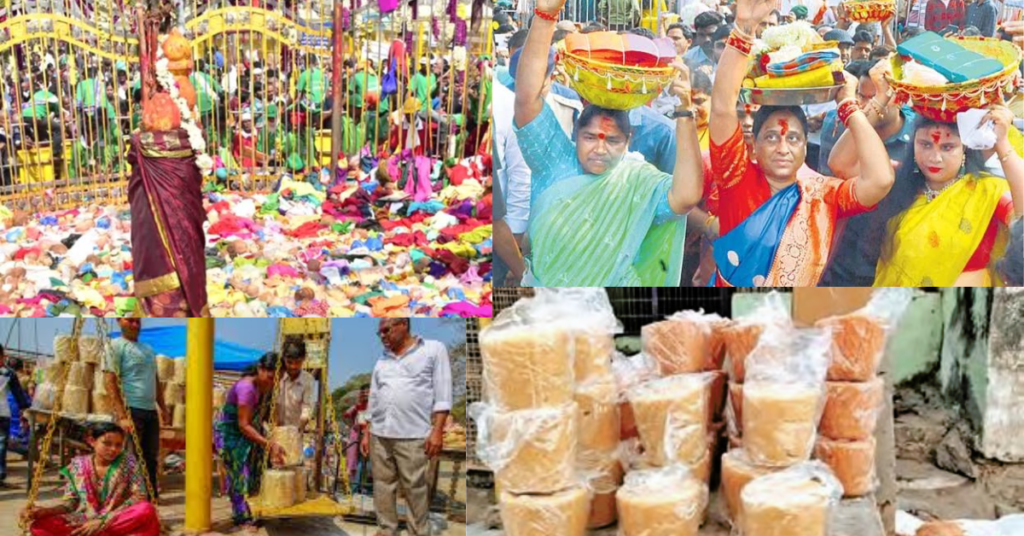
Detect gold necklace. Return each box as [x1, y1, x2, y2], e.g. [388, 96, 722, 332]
[925, 177, 961, 203]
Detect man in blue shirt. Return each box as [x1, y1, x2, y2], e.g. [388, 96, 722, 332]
[105, 318, 168, 500]
[0, 348, 30, 489]
[818, 60, 918, 286]
[966, 0, 999, 37]
[683, 12, 724, 75]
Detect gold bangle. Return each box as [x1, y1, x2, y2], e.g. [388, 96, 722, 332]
[704, 213, 717, 228]
[1000, 151, 1014, 163]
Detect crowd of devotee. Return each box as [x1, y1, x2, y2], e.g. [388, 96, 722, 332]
[492, 0, 1024, 287]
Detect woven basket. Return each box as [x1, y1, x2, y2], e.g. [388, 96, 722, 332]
[563, 52, 675, 111]
[887, 37, 1022, 122]
[841, 0, 896, 22]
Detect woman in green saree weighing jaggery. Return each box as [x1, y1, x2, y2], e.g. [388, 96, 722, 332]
[513, 1, 704, 286]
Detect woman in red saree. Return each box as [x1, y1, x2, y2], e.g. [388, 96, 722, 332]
[127, 129, 209, 316]
[20, 422, 160, 536]
[706, 0, 896, 286]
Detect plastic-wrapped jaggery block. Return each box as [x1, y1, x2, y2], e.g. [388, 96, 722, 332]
[817, 314, 887, 382]
[617, 465, 708, 536]
[723, 323, 764, 382]
[721, 448, 780, 524]
[815, 437, 876, 497]
[490, 404, 578, 494]
[819, 378, 883, 441]
[573, 329, 615, 383]
[628, 374, 711, 466]
[641, 313, 713, 375]
[739, 462, 842, 536]
[481, 326, 574, 410]
[575, 378, 620, 460]
[743, 383, 821, 467]
[500, 486, 590, 536]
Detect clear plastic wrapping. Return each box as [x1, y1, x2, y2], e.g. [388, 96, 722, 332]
[816, 288, 914, 381]
[33, 382, 57, 410]
[743, 326, 832, 467]
[708, 318, 733, 372]
[724, 293, 792, 382]
[612, 352, 659, 441]
[627, 373, 713, 467]
[470, 402, 578, 495]
[482, 289, 621, 411]
[294, 466, 307, 503]
[706, 370, 728, 427]
[819, 378, 884, 441]
[739, 461, 844, 536]
[726, 381, 744, 438]
[814, 437, 876, 497]
[616, 465, 708, 536]
[575, 378, 621, 469]
[641, 311, 721, 376]
[584, 460, 623, 529]
[499, 485, 590, 536]
[720, 449, 780, 524]
[78, 336, 102, 365]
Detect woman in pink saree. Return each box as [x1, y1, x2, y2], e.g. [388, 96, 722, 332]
[20, 422, 160, 536]
[127, 129, 209, 316]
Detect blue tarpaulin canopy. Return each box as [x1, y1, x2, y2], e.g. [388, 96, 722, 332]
[111, 326, 265, 372]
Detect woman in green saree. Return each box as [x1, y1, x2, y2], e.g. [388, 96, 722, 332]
[513, 1, 704, 286]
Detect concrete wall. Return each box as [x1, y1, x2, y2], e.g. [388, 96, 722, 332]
[980, 288, 1024, 462]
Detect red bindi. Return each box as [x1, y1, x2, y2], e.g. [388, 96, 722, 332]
[599, 116, 616, 134]
[931, 129, 942, 144]
[778, 118, 789, 136]
[597, 132, 606, 140]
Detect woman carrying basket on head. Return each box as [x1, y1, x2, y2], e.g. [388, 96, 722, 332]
[513, 0, 705, 286]
[19, 422, 160, 536]
[214, 352, 287, 533]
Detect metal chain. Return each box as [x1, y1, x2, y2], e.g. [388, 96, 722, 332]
[253, 320, 286, 513]
[19, 319, 81, 536]
[98, 319, 158, 505]
[323, 376, 352, 506]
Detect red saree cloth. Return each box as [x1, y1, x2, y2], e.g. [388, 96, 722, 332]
[127, 129, 208, 317]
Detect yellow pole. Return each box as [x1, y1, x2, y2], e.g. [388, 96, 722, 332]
[184, 318, 214, 533]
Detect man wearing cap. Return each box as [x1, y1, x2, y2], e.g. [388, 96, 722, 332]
[410, 57, 441, 115]
[790, 4, 809, 20]
[233, 110, 269, 170]
[825, 28, 855, 65]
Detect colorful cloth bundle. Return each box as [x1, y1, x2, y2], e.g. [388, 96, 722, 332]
[752, 61, 844, 88]
[767, 51, 841, 78]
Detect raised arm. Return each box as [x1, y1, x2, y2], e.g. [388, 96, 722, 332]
[710, 0, 776, 145]
[989, 105, 1023, 218]
[835, 73, 896, 207]
[829, 60, 900, 178]
[668, 60, 704, 214]
[513, 0, 563, 129]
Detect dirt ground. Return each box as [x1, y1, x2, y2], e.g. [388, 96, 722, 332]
[0, 458, 467, 536]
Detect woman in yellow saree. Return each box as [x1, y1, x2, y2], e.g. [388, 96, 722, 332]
[874, 106, 1023, 286]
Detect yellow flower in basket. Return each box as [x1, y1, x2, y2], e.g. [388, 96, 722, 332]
[562, 31, 677, 111]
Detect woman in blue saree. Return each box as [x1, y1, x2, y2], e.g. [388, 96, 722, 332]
[512, 2, 705, 286]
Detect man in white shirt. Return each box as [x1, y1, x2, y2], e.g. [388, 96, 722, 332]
[493, 81, 531, 241]
[360, 319, 452, 536]
[276, 340, 316, 432]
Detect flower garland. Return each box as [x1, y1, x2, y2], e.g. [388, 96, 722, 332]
[154, 35, 213, 176]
